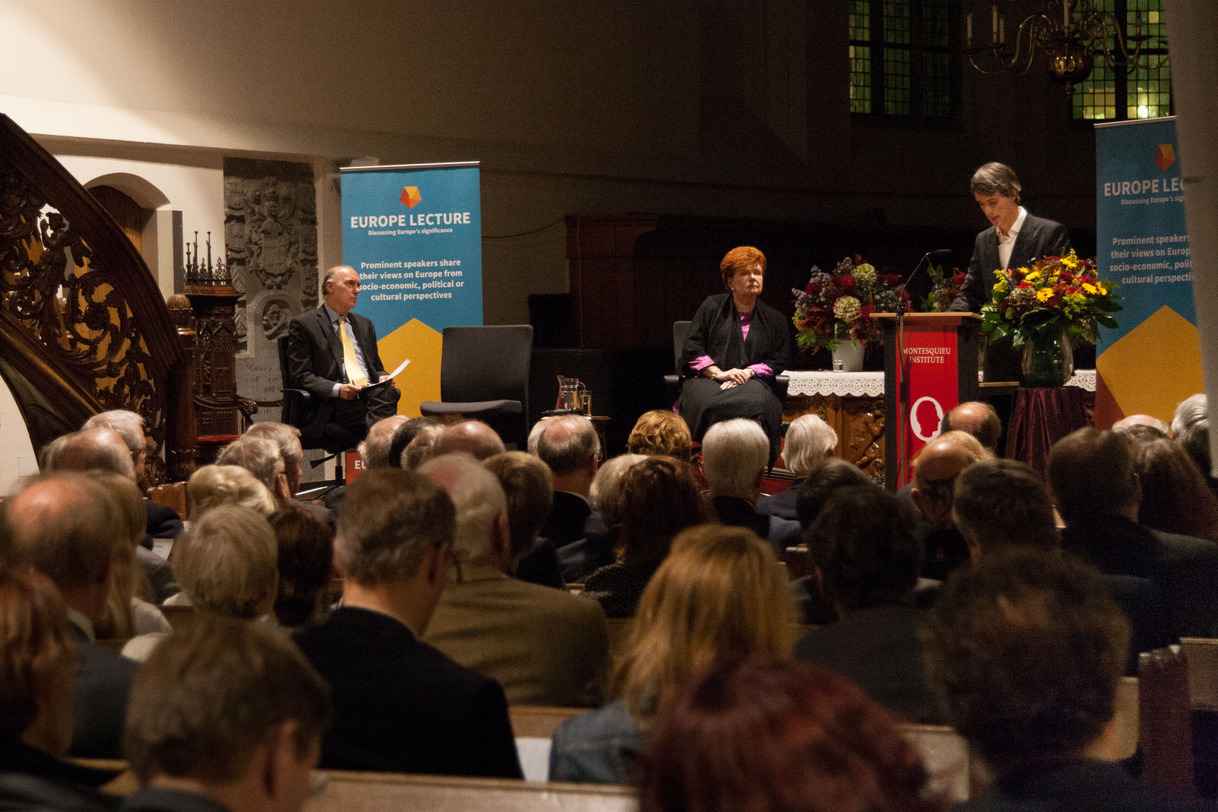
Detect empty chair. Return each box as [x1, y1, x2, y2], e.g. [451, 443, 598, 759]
[420, 325, 533, 447]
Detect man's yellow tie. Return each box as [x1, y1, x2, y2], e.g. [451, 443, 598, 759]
[337, 315, 369, 387]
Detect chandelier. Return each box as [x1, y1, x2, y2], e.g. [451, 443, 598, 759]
[963, 1, 1169, 94]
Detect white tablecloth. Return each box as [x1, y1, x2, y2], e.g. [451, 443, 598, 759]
[784, 369, 1096, 396]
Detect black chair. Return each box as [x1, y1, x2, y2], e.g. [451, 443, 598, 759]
[277, 335, 352, 459]
[664, 320, 790, 405]
[419, 325, 533, 447]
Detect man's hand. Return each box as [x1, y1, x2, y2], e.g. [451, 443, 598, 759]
[339, 383, 362, 400]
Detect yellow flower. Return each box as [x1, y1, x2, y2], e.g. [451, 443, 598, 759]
[1061, 253, 1078, 269]
[1082, 282, 1098, 295]
[1097, 284, 1108, 296]
[1037, 288, 1054, 302]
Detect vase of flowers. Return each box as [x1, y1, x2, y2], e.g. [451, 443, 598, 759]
[792, 255, 906, 369]
[979, 250, 1121, 388]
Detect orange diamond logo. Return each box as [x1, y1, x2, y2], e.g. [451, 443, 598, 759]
[400, 186, 422, 208]
[1154, 144, 1175, 171]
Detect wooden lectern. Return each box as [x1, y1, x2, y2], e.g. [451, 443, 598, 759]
[873, 313, 981, 490]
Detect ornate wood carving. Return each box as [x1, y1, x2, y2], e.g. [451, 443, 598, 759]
[187, 285, 241, 437]
[784, 394, 886, 484]
[0, 115, 187, 480]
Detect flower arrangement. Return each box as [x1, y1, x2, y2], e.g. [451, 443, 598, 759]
[791, 255, 907, 352]
[980, 250, 1121, 347]
[922, 263, 968, 312]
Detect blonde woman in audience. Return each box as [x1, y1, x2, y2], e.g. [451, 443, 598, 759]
[185, 464, 276, 519]
[550, 524, 796, 784]
[626, 410, 693, 465]
[88, 473, 171, 642]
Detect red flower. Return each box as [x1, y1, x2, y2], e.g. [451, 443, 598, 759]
[838, 275, 856, 288]
[883, 273, 902, 286]
[806, 281, 821, 295]
[860, 303, 875, 318]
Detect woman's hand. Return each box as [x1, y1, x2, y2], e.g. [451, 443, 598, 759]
[710, 367, 753, 388]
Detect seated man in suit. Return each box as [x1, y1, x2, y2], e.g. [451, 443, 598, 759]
[3, 472, 136, 758]
[926, 549, 1198, 811]
[122, 618, 330, 812]
[1049, 427, 1218, 640]
[292, 468, 522, 779]
[703, 419, 800, 554]
[420, 454, 610, 707]
[536, 415, 600, 549]
[285, 265, 400, 451]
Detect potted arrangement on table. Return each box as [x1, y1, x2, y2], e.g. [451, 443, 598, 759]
[979, 250, 1121, 387]
[922, 263, 968, 312]
[791, 255, 907, 372]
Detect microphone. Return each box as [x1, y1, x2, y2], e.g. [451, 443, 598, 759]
[896, 249, 951, 314]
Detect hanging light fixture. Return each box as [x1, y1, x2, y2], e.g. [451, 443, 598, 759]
[963, 1, 1169, 94]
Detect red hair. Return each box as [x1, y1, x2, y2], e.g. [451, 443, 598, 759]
[719, 246, 766, 289]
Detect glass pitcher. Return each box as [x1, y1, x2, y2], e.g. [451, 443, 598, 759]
[556, 376, 588, 414]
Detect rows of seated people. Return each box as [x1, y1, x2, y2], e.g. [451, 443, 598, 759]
[1, 396, 1217, 812]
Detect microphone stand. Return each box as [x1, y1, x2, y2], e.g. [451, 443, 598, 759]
[895, 249, 951, 485]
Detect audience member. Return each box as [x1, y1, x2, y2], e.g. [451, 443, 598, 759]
[1134, 436, 1218, 543]
[536, 415, 601, 550]
[358, 414, 408, 469]
[420, 454, 610, 707]
[551, 525, 795, 785]
[793, 456, 875, 528]
[433, 419, 506, 461]
[483, 451, 564, 589]
[244, 421, 335, 525]
[952, 458, 1059, 562]
[938, 400, 1002, 453]
[757, 413, 837, 521]
[1049, 427, 1218, 638]
[701, 418, 800, 552]
[583, 456, 709, 618]
[639, 656, 946, 812]
[925, 549, 1199, 811]
[626, 410, 693, 465]
[910, 433, 984, 580]
[1173, 393, 1211, 479]
[293, 468, 522, 778]
[269, 506, 335, 629]
[165, 505, 278, 622]
[557, 453, 647, 584]
[185, 465, 276, 518]
[122, 617, 331, 812]
[4, 473, 135, 758]
[388, 416, 444, 469]
[795, 487, 939, 722]
[1113, 413, 1171, 437]
[0, 569, 119, 812]
[401, 423, 445, 469]
[216, 435, 290, 508]
[83, 409, 184, 544]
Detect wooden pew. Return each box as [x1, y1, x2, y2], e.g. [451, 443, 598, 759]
[307, 772, 638, 812]
[147, 482, 187, 521]
[510, 706, 584, 739]
[1179, 637, 1218, 710]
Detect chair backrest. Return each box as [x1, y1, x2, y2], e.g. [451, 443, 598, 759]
[440, 326, 533, 412]
[1180, 637, 1218, 710]
[147, 482, 187, 521]
[1138, 646, 1194, 794]
[672, 321, 692, 373]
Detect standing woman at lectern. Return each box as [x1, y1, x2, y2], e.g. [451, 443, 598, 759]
[677, 246, 791, 466]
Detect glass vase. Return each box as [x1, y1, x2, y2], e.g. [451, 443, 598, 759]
[1021, 326, 1074, 388]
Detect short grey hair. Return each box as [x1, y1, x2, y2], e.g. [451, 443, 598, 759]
[244, 422, 303, 469]
[419, 453, 508, 564]
[783, 415, 837, 478]
[1172, 393, 1207, 438]
[702, 419, 768, 499]
[359, 415, 408, 470]
[335, 468, 455, 585]
[53, 428, 136, 479]
[590, 453, 648, 527]
[970, 162, 1021, 203]
[173, 505, 278, 619]
[83, 410, 146, 453]
[187, 465, 276, 518]
[537, 415, 600, 475]
[217, 436, 285, 493]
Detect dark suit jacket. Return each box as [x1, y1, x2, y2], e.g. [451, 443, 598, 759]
[541, 491, 593, 550]
[794, 604, 942, 723]
[1062, 515, 1218, 639]
[950, 212, 1071, 312]
[961, 758, 1206, 811]
[755, 480, 801, 522]
[711, 496, 801, 557]
[292, 607, 522, 779]
[0, 737, 119, 812]
[68, 623, 137, 759]
[285, 306, 389, 441]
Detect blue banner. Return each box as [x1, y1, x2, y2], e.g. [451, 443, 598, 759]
[1095, 118, 1202, 425]
[340, 162, 482, 414]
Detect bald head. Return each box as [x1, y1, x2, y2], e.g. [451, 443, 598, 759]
[940, 401, 1001, 452]
[1112, 414, 1170, 437]
[55, 427, 136, 481]
[360, 415, 409, 470]
[912, 439, 979, 529]
[433, 420, 506, 461]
